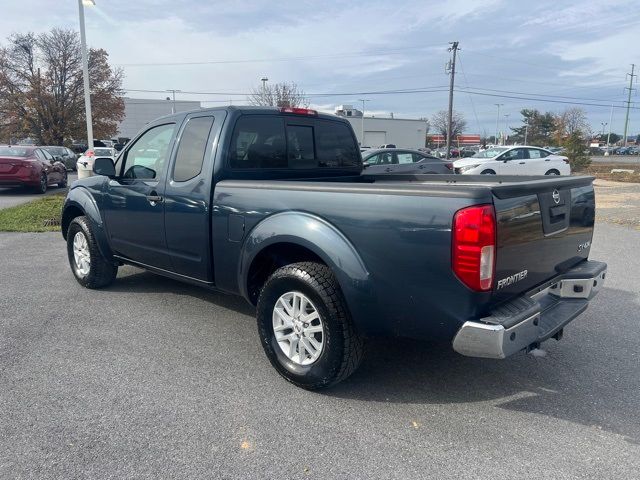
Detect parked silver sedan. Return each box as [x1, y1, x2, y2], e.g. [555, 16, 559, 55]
[362, 148, 453, 174]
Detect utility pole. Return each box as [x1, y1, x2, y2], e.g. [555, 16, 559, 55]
[622, 64, 636, 147]
[261, 77, 269, 90]
[606, 104, 613, 155]
[166, 89, 182, 114]
[445, 41, 459, 160]
[494, 103, 503, 145]
[358, 99, 370, 146]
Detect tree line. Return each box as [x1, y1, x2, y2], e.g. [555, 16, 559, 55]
[0, 28, 124, 146]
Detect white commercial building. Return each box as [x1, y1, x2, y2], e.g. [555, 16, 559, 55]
[117, 97, 202, 139]
[334, 105, 428, 149]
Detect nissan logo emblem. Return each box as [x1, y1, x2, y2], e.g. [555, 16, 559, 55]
[552, 189, 560, 204]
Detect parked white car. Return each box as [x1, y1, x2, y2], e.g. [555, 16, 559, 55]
[76, 147, 116, 171]
[453, 146, 570, 176]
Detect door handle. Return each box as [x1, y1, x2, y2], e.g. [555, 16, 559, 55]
[519, 162, 526, 164]
[146, 194, 163, 205]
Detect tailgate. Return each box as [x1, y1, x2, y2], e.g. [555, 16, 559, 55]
[491, 176, 595, 302]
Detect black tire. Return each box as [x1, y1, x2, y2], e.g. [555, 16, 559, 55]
[67, 216, 118, 289]
[480, 169, 496, 175]
[35, 172, 47, 194]
[58, 171, 68, 188]
[545, 169, 560, 175]
[257, 262, 364, 390]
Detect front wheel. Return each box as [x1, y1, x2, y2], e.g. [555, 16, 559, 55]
[35, 173, 47, 194]
[67, 216, 118, 288]
[480, 169, 496, 175]
[545, 169, 560, 175]
[257, 262, 364, 390]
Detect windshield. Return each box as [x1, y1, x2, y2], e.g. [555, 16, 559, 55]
[45, 147, 64, 154]
[0, 146, 31, 157]
[472, 147, 508, 158]
[94, 148, 113, 156]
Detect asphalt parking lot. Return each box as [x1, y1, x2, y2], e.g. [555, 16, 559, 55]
[0, 173, 77, 209]
[0, 222, 638, 479]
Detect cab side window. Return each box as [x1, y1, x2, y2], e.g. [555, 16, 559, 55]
[121, 123, 176, 180]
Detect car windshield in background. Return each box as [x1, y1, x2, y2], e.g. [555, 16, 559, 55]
[45, 147, 65, 154]
[94, 148, 113, 156]
[472, 147, 508, 158]
[0, 147, 31, 157]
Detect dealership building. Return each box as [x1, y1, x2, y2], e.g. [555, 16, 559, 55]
[117, 97, 202, 139]
[334, 105, 428, 149]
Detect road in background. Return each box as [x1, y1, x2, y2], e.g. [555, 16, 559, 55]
[0, 172, 77, 209]
[0, 223, 638, 479]
[591, 155, 640, 165]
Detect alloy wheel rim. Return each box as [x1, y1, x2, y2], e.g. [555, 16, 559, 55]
[72, 231, 91, 277]
[273, 291, 324, 366]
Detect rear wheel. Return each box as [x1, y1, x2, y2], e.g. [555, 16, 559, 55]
[480, 169, 496, 175]
[257, 262, 364, 390]
[545, 169, 560, 175]
[58, 171, 68, 188]
[67, 216, 118, 288]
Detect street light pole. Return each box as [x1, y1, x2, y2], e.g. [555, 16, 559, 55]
[358, 99, 370, 146]
[606, 104, 613, 155]
[78, 0, 95, 151]
[494, 104, 503, 145]
[166, 89, 182, 114]
[601, 122, 608, 138]
[504, 113, 510, 145]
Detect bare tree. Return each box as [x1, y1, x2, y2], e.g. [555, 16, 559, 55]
[0, 28, 124, 145]
[248, 81, 309, 108]
[555, 107, 590, 140]
[431, 110, 466, 140]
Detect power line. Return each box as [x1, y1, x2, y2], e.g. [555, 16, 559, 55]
[454, 88, 640, 110]
[457, 52, 483, 135]
[121, 85, 640, 110]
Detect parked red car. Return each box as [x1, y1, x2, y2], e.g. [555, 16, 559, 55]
[0, 145, 68, 193]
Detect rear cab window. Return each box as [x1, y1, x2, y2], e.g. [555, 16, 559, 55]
[229, 115, 360, 170]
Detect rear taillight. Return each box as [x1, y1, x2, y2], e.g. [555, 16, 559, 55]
[452, 204, 496, 291]
[445, 163, 453, 170]
[279, 107, 318, 116]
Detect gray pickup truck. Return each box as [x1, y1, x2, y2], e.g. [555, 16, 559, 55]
[61, 106, 606, 389]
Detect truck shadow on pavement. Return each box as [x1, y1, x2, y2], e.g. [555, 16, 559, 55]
[102, 270, 639, 445]
[327, 286, 640, 445]
[106, 268, 256, 316]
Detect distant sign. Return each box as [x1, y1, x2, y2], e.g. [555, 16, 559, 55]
[428, 134, 481, 145]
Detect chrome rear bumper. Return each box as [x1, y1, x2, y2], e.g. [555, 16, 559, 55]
[452, 260, 607, 359]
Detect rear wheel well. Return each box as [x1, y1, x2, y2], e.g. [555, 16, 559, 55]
[247, 243, 326, 305]
[61, 206, 84, 239]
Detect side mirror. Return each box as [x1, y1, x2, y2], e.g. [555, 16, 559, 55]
[54, 155, 62, 162]
[93, 157, 116, 177]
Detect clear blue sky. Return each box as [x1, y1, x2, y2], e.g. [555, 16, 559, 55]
[2, 0, 639, 136]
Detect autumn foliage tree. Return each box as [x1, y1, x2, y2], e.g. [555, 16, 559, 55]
[0, 28, 124, 145]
